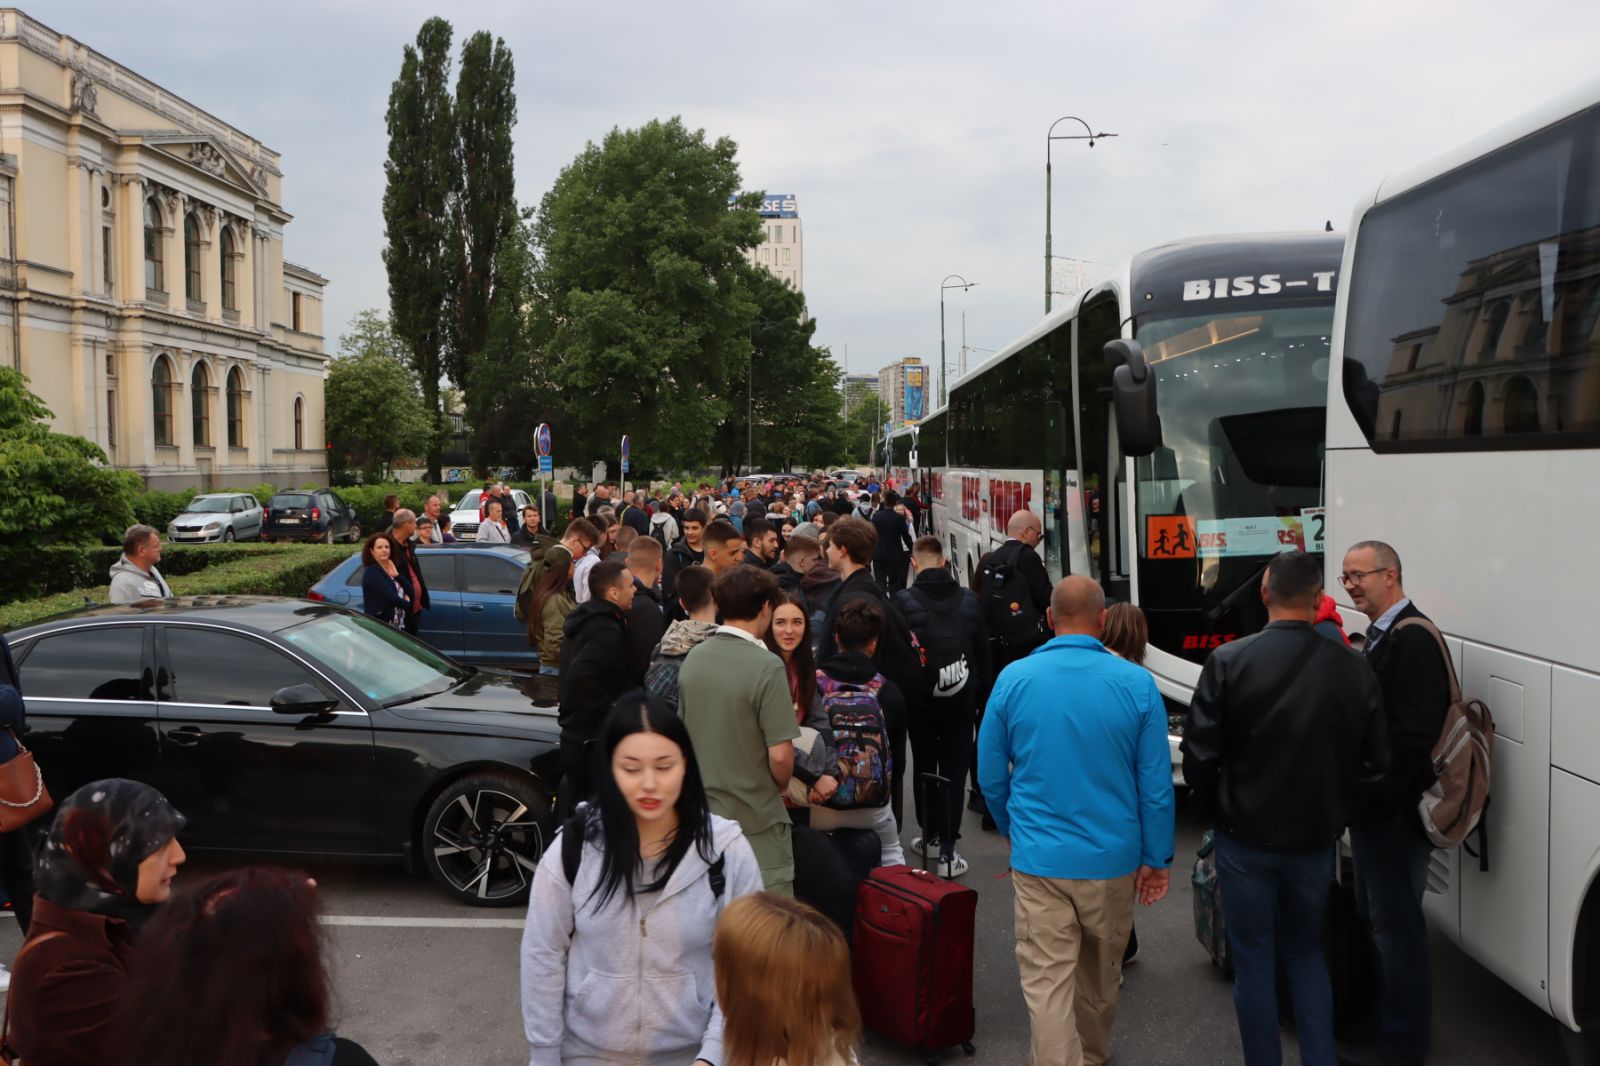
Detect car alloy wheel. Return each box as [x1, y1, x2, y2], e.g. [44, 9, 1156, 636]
[422, 772, 549, 906]
[223, 528, 235, 542]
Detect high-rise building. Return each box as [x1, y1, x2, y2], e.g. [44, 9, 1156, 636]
[0, 10, 329, 489]
[876, 357, 928, 427]
[743, 193, 803, 294]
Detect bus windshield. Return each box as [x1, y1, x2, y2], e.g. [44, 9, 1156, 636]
[1132, 303, 1332, 661]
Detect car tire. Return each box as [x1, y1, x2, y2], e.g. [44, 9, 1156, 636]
[348, 523, 362, 544]
[320, 527, 334, 545]
[421, 771, 550, 907]
[223, 528, 235, 543]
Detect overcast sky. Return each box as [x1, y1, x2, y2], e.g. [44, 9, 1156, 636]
[49, 0, 1600, 386]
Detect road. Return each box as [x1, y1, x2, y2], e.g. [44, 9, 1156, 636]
[0, 801, 1568, 1065]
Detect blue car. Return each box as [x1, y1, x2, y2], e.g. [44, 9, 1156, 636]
[309, 544, 534, 669]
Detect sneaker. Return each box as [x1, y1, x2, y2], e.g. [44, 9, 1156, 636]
[0, 963, 10, 993]
[938, 853, 970, 879]
[909, 836, 940, 858]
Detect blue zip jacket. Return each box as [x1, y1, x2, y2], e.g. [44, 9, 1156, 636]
[977, 634, 1175, 880]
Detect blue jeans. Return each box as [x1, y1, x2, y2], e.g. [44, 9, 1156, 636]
[1349, 806, 1432, 1057]
[1214, 831, 1336, 1066]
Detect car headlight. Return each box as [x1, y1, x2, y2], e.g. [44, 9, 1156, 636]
[205, 522, 221, 530]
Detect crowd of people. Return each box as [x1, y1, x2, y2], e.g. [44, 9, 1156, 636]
[45, 470, 1450, 1066]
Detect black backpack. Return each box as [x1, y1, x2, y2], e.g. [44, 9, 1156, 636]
[900, 586, 977, 709]
[977, 542, 1045, 652]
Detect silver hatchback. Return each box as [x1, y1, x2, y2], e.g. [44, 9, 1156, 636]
[167, 493, 264, 543]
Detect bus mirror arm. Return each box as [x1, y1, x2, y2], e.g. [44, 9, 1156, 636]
[1105, 339, 1162, 457]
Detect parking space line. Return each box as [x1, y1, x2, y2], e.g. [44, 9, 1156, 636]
[321, 915, 524, 929]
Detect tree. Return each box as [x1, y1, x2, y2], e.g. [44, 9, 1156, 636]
[530, 118, 764, 471]
[0, 367, 137, 546]
[383, 17, 457, 482]
[338, 308, 409, 364]
[325, 336, 433, 484]
[448, 31, 519, 395]
[465, 219, 539, 472]
[842, 394, 893, 466]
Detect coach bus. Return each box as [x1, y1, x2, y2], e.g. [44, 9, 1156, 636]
[1324, 79, 1600, 1057]
[913, 232, 1343, 740]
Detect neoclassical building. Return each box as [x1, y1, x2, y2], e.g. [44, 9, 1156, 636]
[0, 9, 329, 490]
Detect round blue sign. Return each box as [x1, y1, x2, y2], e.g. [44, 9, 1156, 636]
[621, 434, 631, 459]
[535, 423, 552, 457]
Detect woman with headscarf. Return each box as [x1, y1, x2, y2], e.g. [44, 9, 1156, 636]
[4, 779, 186, 1066]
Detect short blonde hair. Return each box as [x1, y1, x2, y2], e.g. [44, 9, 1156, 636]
[714, 893, 859, 1066]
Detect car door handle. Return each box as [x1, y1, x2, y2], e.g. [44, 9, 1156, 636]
[165, 726, 204, 746]
[466, 604, 485, 613]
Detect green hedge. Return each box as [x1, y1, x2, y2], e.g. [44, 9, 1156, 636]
[0, 542, 289, 604]
[0, 543, 357, 632]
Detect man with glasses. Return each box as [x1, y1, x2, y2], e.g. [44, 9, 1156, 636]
[1336, 540, 1451, 1066]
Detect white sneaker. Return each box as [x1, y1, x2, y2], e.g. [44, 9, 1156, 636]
[0, 962, 10, 993]
[909, 836, 939, 858]
[938, 853, 970, 879]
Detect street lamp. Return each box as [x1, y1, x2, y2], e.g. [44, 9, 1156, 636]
[940, 274, 977, 409]
[1046, 116, 1116, 314]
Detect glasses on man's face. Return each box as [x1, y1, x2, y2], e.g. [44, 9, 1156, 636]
[1338, 568, 1391, 587]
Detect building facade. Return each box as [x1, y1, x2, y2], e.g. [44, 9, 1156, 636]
[0, 9, 329, 490]
[744, 192, 803, 294]
[876, 357, 927, 427]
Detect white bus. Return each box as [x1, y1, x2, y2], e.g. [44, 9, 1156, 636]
[911, 233, 1343, 758]
[1322, 79, 1600, 1057]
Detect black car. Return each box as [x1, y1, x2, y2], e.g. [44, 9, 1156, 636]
[8, 598, 562, 906]
[262, 489, 362, 544]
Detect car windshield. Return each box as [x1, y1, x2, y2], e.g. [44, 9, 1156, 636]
[185, 497, 233, 513]
[281, 613, 468, 705]
[457, 490, 484, 510]
[272, 494, 313, 509]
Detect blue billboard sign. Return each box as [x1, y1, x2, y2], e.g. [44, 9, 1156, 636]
[904, 365, 927, 423]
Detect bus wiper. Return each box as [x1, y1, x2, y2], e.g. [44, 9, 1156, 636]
[1206, 559, 1271, 624]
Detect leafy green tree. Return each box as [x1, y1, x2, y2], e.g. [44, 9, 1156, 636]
[338, 308, 409, 364]
[0, 368, 137, 546]
[325, 339, 432, 484]
[383, 17, 457, 482]
[530, 118, 764, 471]
[448, 31, 519, 395]
[842, 394, 893, 466]
[466, 220, 539, 472]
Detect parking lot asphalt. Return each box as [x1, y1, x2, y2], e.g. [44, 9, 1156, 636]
[0, 796, 1570, 1065]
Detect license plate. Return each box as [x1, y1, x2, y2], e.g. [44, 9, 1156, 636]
[279, 517, 301, 524]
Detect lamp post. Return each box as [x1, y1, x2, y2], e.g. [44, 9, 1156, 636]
[1046, 116, 1116, 314]
[940, 275, 977, 408]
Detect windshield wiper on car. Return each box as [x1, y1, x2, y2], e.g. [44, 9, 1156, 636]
[382, 679, 458, 708]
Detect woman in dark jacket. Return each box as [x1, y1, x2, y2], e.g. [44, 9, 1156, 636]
[7, 779, 186, 1066]
[360, 533, 411, 629]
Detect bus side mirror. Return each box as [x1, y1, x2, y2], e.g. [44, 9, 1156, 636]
[1105, 339, 1162, 457]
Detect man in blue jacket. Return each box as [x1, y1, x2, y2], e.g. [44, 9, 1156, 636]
[978, 575, 1175, 1066]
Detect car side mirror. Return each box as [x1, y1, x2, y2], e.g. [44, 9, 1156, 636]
[271, 683, 339, 717]
[1104, 339, 1162, 457]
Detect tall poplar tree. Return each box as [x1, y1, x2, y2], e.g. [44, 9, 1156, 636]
[448, 31, 519, 394]
[382, 18, 457, 482]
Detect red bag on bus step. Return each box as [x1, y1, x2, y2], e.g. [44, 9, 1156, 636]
[852, 864, 977, 1062]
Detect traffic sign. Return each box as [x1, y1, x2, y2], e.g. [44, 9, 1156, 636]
[535, 423, 552, 457]
[621, 434, 631, 476]
[538, 455, 553, 475]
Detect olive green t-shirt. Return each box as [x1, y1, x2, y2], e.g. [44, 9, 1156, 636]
[678, 629, 800, 843]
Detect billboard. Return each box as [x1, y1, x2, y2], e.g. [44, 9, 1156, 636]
[903, 365, 927, 423]
[729, 193, 799, 218]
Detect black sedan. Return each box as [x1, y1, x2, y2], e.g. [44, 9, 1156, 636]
[7, 598, 563, 906]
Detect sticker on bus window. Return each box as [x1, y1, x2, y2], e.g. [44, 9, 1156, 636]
[1299, 507, 1326, 553]
[1145, 515, 1307, 558]
[1145, 515, 1197, 558]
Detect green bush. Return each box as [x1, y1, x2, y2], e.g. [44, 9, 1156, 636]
[131, 489, 206, 531]
[0, 543, 358, 632]
[0, 542, 290, 604]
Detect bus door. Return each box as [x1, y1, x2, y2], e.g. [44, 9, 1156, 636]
[1102, 398, 1133, 604]
[1043, 400, 1068, 583]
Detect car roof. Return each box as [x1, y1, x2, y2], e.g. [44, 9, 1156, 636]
[189, 492, 249, 499]
[6, 596, 351, 640]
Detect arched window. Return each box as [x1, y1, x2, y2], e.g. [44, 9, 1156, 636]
[220, 227, 237, 311]
[1463, 381, 1485, 437]
[184, 213, 202, 303]
[143, 197, 164, 293]
[1504, 375, 1541, 434]
[293, 396, 305, 450]
[191, 362, 211, 447]
[152, 355, 173, 446]
[226, 367, 244, 447]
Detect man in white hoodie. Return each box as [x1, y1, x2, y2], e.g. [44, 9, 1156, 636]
[108, 525, 172, 603]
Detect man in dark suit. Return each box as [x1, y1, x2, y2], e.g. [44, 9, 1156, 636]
[1337, 540, 1451, 1066]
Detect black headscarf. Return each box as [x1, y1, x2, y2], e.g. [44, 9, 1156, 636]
[34, 778, 186, 928]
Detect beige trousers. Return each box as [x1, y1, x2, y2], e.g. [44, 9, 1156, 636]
[1012, 870, 1136, 1066]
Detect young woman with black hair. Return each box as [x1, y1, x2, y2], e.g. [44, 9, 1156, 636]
[520, 692, 763, 1066]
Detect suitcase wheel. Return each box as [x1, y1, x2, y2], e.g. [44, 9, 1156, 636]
[963, 1043, 976, 1056]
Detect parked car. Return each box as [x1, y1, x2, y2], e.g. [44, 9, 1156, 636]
[167, 493, 263, 543]
[261, 489, 361, 543]
[8, 598, 561, 906]
[448, 488, 531, 541]
[309, 543, 534, 668]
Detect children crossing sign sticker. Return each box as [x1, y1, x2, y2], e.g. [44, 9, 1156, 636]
[1145, 514, 1309, 559]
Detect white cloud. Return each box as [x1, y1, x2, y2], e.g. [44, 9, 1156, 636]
[48, 0, 1600, 388]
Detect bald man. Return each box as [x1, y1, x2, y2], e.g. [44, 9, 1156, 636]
[977, 575, 1175, 1066]
[973, 510, 1054, 672]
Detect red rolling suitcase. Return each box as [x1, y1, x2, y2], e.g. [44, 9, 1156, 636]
[851, 778, 977, 1064]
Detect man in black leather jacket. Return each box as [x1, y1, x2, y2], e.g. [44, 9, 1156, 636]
[1182, 550, 1388, 1066]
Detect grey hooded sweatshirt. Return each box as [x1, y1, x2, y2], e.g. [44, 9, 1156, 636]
[107, 555, 172, 603]
[520, 811, 763, 1066]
